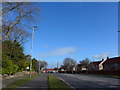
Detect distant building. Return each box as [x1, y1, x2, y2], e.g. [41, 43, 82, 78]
[90, 59, 105, 71]
[73, 64, 87, 72]
[103, 57, 120, 70]
[47, 69, 58, 73]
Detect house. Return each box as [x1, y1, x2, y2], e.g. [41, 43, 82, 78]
[89, 59, 105, 71]
[73, 64, 87, 72]
[103, 57, 120, 70]
[47, 69, 58, 73]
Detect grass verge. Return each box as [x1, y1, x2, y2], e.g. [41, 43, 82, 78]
[2, 73, 40, 89]
[48, 74, 73, 90]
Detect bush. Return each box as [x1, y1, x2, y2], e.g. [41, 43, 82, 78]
[2, 54, 18, 75]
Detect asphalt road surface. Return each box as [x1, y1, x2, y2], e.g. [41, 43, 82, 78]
[52, 73, 120, 89]
[16, 73, 48, 89]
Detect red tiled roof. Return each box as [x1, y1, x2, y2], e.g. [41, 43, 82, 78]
[47, 69, 54, 70]
[104, 57, 120, 64]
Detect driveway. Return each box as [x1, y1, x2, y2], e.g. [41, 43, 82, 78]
[52, 73, 120, 89]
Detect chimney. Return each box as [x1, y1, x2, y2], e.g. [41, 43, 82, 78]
[107, 57, 109, 59]
[102, 58, 104, 61]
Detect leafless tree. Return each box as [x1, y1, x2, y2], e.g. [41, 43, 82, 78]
[40, 61, 48, 69]
[1, 2, 40, 41]
[63, 57, 77, 71]
[79, 58, 92, 70]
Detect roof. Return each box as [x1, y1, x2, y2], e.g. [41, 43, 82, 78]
[47, 69, 55, 71]
[104, 57, 120, 64]
[76, 64, 86, 68]
[91, 61, 102, 66]
[77, 64, 81, 66]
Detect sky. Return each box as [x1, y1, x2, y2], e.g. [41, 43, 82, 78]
[24, 2, 118, 68]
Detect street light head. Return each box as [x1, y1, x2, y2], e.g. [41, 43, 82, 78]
[33, 26, 37, 28]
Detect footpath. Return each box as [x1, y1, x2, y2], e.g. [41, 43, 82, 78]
[16, 73, 48, 89]
[2, 74, 29, 88]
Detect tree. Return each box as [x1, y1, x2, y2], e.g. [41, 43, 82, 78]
[4, 28, 31, 45]
[1, 2, 40, 41]
[2, 40, 31, 74]
[2, 52, 18, 75]
[79, 58, 92, 70]
[2, 40, 24, 64]
[62, 57, 76, 71]
[32, 58, 39, 72]
[40, 61, 48, 69]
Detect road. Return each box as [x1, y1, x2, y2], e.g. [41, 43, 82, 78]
[52, 73, 120, 89]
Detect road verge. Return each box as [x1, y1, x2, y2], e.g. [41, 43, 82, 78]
[2, 73, 40, 89]
[48, 74, 73, 89]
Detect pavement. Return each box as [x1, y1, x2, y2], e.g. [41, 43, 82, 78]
[52, 73, 120, 89]
[16, 73, 48, 89]
[2, 74, 29, 88]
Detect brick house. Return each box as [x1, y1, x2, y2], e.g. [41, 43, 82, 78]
[103, 57, 120, 70]
[89, 59, 105, 71]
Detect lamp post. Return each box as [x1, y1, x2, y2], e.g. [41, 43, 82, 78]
[118, 31, 120, 56]
[30, 26, 37, 77]
[38, 61, 41, 73]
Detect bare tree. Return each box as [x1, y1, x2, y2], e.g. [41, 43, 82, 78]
[1, 2, 40, 41]
[63, 57, 76, 71]
[79, 58, 91, 70]
[3, 27, 31, 45]
[40, 61, 48, 69]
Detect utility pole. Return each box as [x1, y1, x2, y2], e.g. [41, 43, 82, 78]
[30, 26, 37, 77]
[57, 62, 59, 69]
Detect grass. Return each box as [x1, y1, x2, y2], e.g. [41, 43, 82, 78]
[2, 73, 40, 89]
[3, 74, 26, 80]
[48, 74, 73, 90]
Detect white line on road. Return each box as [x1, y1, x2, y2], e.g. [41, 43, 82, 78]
[57, 77, 75, 90]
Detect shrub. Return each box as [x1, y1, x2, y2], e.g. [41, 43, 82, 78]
[2, 54, 18, 75]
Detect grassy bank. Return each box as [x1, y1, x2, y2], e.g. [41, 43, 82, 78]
[2, 73, 40, 89]
[48, 74, 73, 89]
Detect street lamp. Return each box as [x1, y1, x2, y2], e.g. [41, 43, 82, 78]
[30, 26, 37, 77]
[38, 61, 41, 73]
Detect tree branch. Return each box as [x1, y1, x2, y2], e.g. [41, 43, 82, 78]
[0, 20, 17, 40]
[1, 3, 24, 17]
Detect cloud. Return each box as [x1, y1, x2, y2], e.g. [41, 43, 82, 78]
[43, 44, 48, 48]
[93, 52, 111, 60]
[40, 47, 77, 57]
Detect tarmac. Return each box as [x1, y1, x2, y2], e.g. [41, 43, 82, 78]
[17, 73, 48, 89]
[2, 74, 29, 88]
